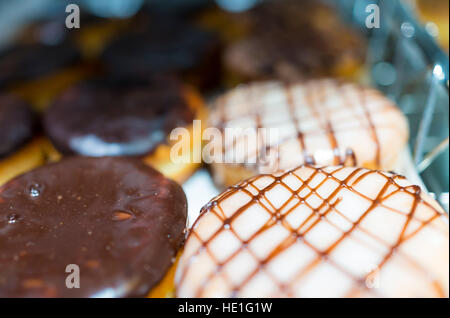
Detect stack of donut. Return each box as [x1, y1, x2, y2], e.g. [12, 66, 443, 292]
[0, 0, 447, 298]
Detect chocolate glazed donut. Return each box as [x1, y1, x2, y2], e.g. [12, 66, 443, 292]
[43, 76, 194, 157]
[0, 42, 80, 88]
[101, 16, 221, 90]
[0, 157, 187, 297]
[223, 0, 366, 81]
[0, 94, 35, 158]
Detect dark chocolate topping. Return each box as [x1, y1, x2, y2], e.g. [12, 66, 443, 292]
[101, 17, 218, 78]
[0, 42, 80, 87]
[0, 156, 187, 297]
[0, 94, 35, 158]
[226, 0, 366, 80]
[43, 76, 194, 156]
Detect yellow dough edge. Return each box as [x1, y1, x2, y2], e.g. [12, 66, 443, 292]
[9, 65, 93, 113]
[211, 155, 400, 189]
[0, 137, 57, 186]
[147, 252, 182, 298]
[143, 85, 208, 184]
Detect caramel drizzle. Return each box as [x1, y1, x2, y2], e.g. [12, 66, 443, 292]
[303, 80, 342, 165]
[178, 166, 447, 297]
[213, 80, 387, 171]
[344, 82, 381, 167]
[285, 85, 315, 165]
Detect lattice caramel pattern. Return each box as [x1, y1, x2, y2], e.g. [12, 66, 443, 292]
[175, 166, 449, 297]
[208, 79, 409, 173]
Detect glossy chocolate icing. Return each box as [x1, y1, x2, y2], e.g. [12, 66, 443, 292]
[0, 42, 80, 87]
[0, 94, 35, 158]
[43, 76, 194, 156]
[0, 156, 187, 297]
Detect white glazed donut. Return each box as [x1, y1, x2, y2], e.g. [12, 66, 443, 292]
[176, 165, 449, 297]
[208, 79, 409, 187]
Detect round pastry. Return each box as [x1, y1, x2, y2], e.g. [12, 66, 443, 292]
[0, 94, 35, 157]
[207, 79, 409, 187]
[0, 38, 88, 112]
[176, 165, 449, 297]
[222, 0, 366, 83]
[16, 10, 131, 60]
[43, 76, 206, 183]
[0, 94, 48, 186]
[0, 42, 79, 86]
[101, 16, 221, 90]
[74, 12, 132, 59]
[0, 156, 187, 297]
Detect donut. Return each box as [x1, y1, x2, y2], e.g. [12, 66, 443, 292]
[0, 40, 89, 112]
[0, 157, 187, 297]
[15, 11, 130, 60]
[101, 16, 221, 90]
[0, 43, 79, 87]
[222, 0, 366, 83]
[175, 165, 449, 297]
[0, 94, 35, 157]
[0, 94, 49, 186]
[208, 80, 409, 187]
[74, 12, 132, 59]
[43, 76, 206, 183]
